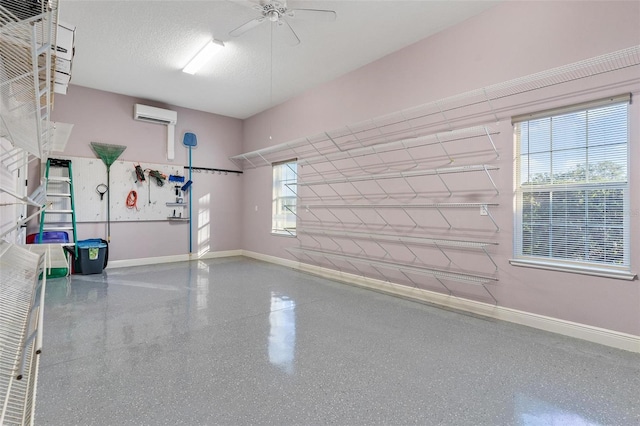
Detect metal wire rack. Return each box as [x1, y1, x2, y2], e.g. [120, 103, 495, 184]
[1, 3, 60, 248]
[287, 246, 499, 304]
[301, 202, 500, 231]
[0, 241, 47, 426]
[230, 45, 640, 170]
[297, 227, 499, 270]
[297, 164, 500, 197]
[1, 2, 59, 424]
[231, 45, 640, 304]
[1, 0, 59, 242]
[0, 1, 59, 160]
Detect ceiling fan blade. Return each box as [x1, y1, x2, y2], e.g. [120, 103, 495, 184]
[227, 0, 265, 10]
[288, 8, 337, 21]
[278, 18, 300, 46]
[229, 16, 266, 37]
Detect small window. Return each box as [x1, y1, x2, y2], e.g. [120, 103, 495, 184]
[512, 95, 631, 277]
[272, 160, 297, 236]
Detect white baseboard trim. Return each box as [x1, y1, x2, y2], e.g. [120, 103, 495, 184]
[242, 250, 640, 353]
[108, 249, 243, 269]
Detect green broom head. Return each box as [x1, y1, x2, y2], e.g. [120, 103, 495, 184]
[90, 142, 127, 170]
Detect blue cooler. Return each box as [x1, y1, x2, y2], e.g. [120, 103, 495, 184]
[75, 239, 108, 274]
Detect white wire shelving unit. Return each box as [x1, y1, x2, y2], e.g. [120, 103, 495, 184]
[1, 1, 59, 241]
[1, 2, 60, 425]
[263, 123, 502, 300]
[296, 163, 500, 204]
[288, 245, 500, 303]
[290, 124, 503, 293]
[0, 241, 47, 426]
[230, 45, 640, 171]
[230, 45, 640, 304]
[300, 202, 500, 231]
[296, 227, 499, 270]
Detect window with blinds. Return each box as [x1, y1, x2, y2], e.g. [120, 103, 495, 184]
[513, 95, 630, 275]
[272, 160, 297, 236]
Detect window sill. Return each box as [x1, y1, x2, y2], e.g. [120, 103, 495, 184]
[271, 231, 297, 238]
[509, 258, 636, 281]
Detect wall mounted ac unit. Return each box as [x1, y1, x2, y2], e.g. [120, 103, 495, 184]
[133, 104, 178, 160]
[134, 104, 177, 125]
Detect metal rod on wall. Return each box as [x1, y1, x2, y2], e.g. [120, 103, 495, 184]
[184, 166, 243, 175]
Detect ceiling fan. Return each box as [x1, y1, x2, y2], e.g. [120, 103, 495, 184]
[229, 0, 337, 46]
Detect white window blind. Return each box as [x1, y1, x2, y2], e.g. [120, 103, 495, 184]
[272, 160, 297, 236]
[513, 95, 630, 275]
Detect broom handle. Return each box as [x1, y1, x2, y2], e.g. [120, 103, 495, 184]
[189, 146, 193, 253]
[107, 167, 111, 243]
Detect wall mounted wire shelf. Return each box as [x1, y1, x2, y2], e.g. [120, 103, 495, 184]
[230, 45, 640, 170]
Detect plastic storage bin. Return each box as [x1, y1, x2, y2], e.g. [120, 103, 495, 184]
[26, 231, 69, 244]
[27, 232, 71, 278]
[75, 239, 107, 274]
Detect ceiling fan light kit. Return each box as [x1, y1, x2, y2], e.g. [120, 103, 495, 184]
[183, 39, 225, 75]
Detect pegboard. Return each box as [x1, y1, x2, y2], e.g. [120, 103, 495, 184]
[65, 156, 187, 222]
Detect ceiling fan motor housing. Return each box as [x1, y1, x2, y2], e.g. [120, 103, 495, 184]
[263, 3, 287, 22]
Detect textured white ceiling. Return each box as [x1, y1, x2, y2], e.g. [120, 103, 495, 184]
[59, 1, 499, 119]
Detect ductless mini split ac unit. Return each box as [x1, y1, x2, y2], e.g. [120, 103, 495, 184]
[134, 104, 177, 124]
[134, 104, 178, 160]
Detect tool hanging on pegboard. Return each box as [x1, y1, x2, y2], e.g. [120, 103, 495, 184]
[134, 164, 145, 182]
[148, 170, 166, 186]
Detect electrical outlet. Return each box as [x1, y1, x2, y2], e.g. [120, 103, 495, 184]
[480, 204, 488, 216]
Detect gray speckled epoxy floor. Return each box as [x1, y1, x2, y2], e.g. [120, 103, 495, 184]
[36, 257, 639, 426]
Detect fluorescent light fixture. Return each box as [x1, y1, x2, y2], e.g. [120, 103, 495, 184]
[182, 39, 224, 75]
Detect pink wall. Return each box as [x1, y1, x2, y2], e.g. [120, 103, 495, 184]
[240, 1, 640, 336]
[243, 1, 640, 152]
[43, 86, 243, 261]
